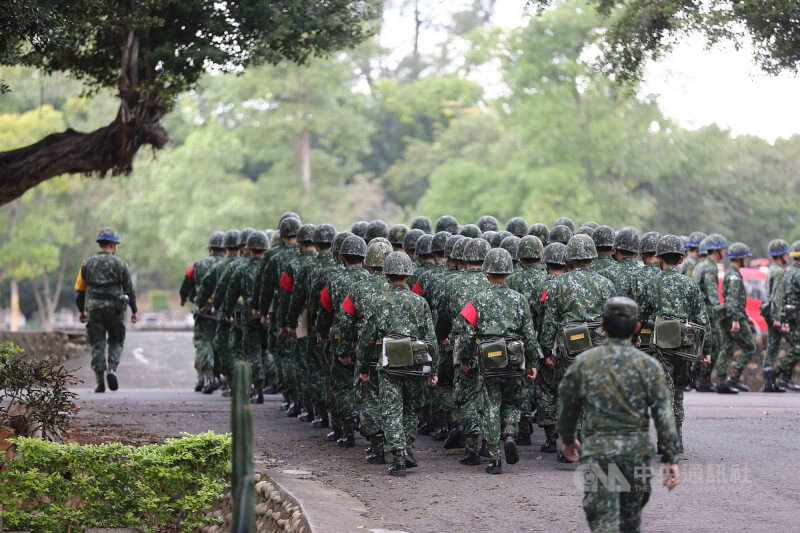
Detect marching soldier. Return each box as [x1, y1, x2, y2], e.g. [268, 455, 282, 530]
[692, 234, 727, 392]
[679, 231, 706, 277]
[599, 227, 641, 297]
[590, 225, 615, 272]
[763, 239, 791, 391]
[765, 241, 800, 391]
[633, 231, 663, 305]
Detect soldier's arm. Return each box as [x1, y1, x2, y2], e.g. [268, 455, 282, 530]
[726, 275, 747, 321]
[120, 260, 138, 313]
[336, 298, 358, 358]
[556, 363, 582, 445]
[316, 283, 334, 338]
[421, 301, 439, 375]
[519, 296, 541, 368]
[539, 286, 560, 356]
[455, 320, 478, 368]
[221, 269, 242, 319]
[647, 361, 680, 464]
[258, 259, 277, 316]
[179, 265, 195, 305]
[75, 265, 87, 313]
[356, 311, 381, 376]
[689, 284, 711, 336]
[196, 266, 216, 310]
[212, 264, 232, 311]
[770, 271, 785, 321]
[251, 258, 266, 312]
[286, 266, 308, 327]
[703, 266, 720, 306]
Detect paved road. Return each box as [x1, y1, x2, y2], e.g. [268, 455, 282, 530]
[72, 332, 800, 532]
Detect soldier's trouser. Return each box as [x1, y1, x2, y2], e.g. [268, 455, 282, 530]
[380, 371, 424, 454]
[214, 320, 234, 379]
[242, 322, 264, 383]
[776, 325, 800, 378]
[322, 343, 338, 427]
[697, 309, 720, 382]
[765, 323, 785, 368]
[481, 376, 525, 460]
[454, 369, 484, 451]
[331, 357, 357, 423]
[717, 318, 757, 380]
[535, 362, 557, 428]
[581, 456, 651, 533]
[296, 336, 315, 406]
[193, 315, 216, 378]
[278, 335, 298, 394]
[268, 319, 284, 391]
[359, 365, 383, 439]
[654, 351, 690, 452]
[228, 323, 244, 364]
[307, 341, 326, 409]
[86, 308, 126, 373]
[438, 385, 457, 426]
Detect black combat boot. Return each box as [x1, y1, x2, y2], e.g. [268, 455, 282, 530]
[367, 450, 386, 464]
[202, 377, 217, 394]
[106, 368, 119, 391]
[251, 387, 264, 404]
[727, 376, 749, 392]
[432, 426, 448, 441]
[263, 383, 278, 394]
[94, 372, 105, 393]
[777, 372, 800, 391]
[298, 405, 315, 422]
[503, 435, 519, 465]
[403, 448, 418, 468]
[479, 439, 490, 458]
[443, 423, 464, 449]
[286, 392, 301, 416]
[695, 380, 716, 392]
[485, 459, 502, 474]
[540, 437, 557, 453]
[715, 378, 739, 394]
[337, 434, 355, 448]
[312, 408, 329, 428]
[459, 449, 481, 465]
[326, 428, 342, 442]
[388, 458, 407, 477]
[417, 419, 437, 436]
[517, 418, 532, 446]
[194, 377, 205, 392]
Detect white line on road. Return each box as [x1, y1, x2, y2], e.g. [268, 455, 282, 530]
[132, 347, 150, 366]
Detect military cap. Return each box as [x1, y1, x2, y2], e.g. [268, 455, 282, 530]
[238, 227, 255, 247]
[351, 221, 368, 238]
[548, 225, 573, 245]
[341, 235, 367, 258]
[279, 217, 300, 239]
[768, 239, 790, 256]
[518, 236, 544, 260]
[365, 241, 393, 269]
[207, 231, 224, 249]
[656, 234, 686, 257]
[453, 238, 471, 261]
[431, 231, 449, 253]
[314, 224, 336, 244]
[791, 240, 800, 257]
[415, 234, 434, 256]
[687, 231, 707, 248]
[701, 233, 727, 251]
[464, 238, 491, 263]
[680, 235, 690, 250]
[246, 231, 269, 251]
[505, 217, 529, 238]
[483, 248, 514, 275]
[371, 237, 392, 247]
[278, 212, 301, 227]
[411, 216, 433, 234]
[639, 231, 663, 254]
[404, 228, 425, 252]
[500, 235, 521, 260]
[365, 220, 389, 243]
[542, 242, 567, 266]
[460, 224, 482, 238]
[435, 215, 459, 234]
[727, 242, 752, 259]
[296, 224, 316, 244]
[490, 230, 512, 248]
[388, 224, 409, 246]
[332, 231, 354, 255]
[477, 215, 499, 232]
[554, 217, 576, 232]
[565, 234, 598, 262]
[445, 234, 465, 258]
[528, 223, 550, 244]
[224, 229, 241, 248]
[581, 221, 599, 229]
[613, 227, 640, 253]
[482, 231, 496, 242]
[603, 296, 638, 322]
[384, 251, 415, 276]
[270, 231, 281, 248]
[592, 225, 615, 248]
[96, 226, 121, 244]
[575, 226, 595, 237]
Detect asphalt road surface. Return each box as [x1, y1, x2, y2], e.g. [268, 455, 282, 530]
[72, 331, 800, 532]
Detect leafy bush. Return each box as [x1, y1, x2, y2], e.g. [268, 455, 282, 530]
[0, 342, 79, 440]
[148, 290, 171, 310]
[0, 431, 231, 532]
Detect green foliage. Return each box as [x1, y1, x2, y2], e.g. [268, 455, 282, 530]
[148, 290, 170, 311]
[0, 431, 231, 532]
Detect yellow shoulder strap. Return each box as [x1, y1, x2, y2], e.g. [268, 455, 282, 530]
[75, 267, 88, 291]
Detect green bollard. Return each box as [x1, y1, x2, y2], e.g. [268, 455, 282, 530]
[232, 360, 255, 533]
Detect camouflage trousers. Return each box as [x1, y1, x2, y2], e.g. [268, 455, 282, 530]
[359, 365, 383, 440]
[454, 369, 484, 452]
[581, 456, 652, 533]
[266, 319, 281, 388]
[295, 336, 316, 406]
[86, 308, 126, 374]
[331, 356, 357, 421]
[555, 346, 583, 441]
[193, 315, 216, 379]
[776, 323, 800, 378]
[242, 321, 265, 383]
[278, 334, 299, 394]
[379, 371, 424, 454]
[535, 361, 558, 439]
[653, 350, 690, 453]
[717, 318, 757, 380]
[213, 320, 234, 379]
[228, 322, 244, 364]
[305, 341, 326, 410]
[697, 309, 721, 382]
[481, 376, 526, 459]
[764, 323, 787, 368]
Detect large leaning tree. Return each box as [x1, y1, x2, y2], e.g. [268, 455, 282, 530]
[0, 0, 380, 206]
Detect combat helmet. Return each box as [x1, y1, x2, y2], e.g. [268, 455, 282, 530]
[404, 229, 425, 253]
[483, 248, 514, 275]
[411, 216, 433, 234]
[464, 238, 491, 263]
[224, 229, 241, 248]
[365, 220, 389, 243]
[96, 226, 121, 244]
[314, 224, 336, 245]
[581, 221, 599, 230]
[613, 227, 640, 254]
[592, 225, 615, 248]
[639, 232, 663, 255]
[270, 231, 281, 248]
[518, 236, 544, 260]
[351, 221, 368, 238]
[384, 251, 415, 276]
[500, 235, 521, 260]
[727, 242, 752, 259]
[332, 231, 354, 256]
[542, 242, 567, 266]
[207, 231, 224, 249]
[656, 235, 686, 257]
[680, 235, 690, 250]
[365, 241, 393, 269]
[388, 224, 409, 247]
[565, 234, 598, 262]
[790, 241, 800, 258]
[296, 224, 316, 244]
[701, 233, 727, 251]
[431, 232, 449, 254]
[687, 231, 707, 249]
[477, 215, 499, 233]
[768, 239, 790, 257]
[246, 231, 269, 251]
[451, 237, 470, 261]
[238, 227, 255, 247]
[445, 234, 464, 258]
[278, 212, 301, 227]
[548, 225, 572, 245]
[554, 217, 576, 232]
[603, 296, 638, 322]
[505, 217, 528, 238]
[575, 226, 595, 237]
[460, 224, 482, 238]
[528, 223, 550, 244]
[490, 230, 512, 249]
[415, 234, 434, 256]
[279, 217, 300, 239]
[340, 235, 367, 258]
[435, 215, 459, 234]
[482, 231, 496, 243]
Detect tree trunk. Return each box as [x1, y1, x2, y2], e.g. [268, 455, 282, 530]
[293, 86, 312, 198]
[9, 201, 20, 332]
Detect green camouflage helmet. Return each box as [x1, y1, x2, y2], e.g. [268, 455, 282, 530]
[460, 224, 482, 238]
[452, 237, 471, 261]
[246, 231, 269, 251]
[415, 234, 434, 256]
[403, 228, 425, 252]
[332, 231, 354, 255]
[371, 237, 391, 247]
[528, 223, 550, 244]
[365, 220, 389, 242]
[224, 229, 241, 248]
[582, 221, 599, 230]
[279, 217, 301, 239]
[592, 225, 615, 248]
[727, 242, 752, 259]
[565, 234, 598, 262]
[270, 231, 281, 248]
[518, 236, 544, 260]
[278, 211, 301, 228]
[365, 241, 393, 268]
[687, 231, 707, 248]
[431, 231, 449, 253]
[341, 235, 367, 258]
[575, 226, 595, 237]
[543, 242, 567, 266]
[790, 240, 800, 257]
[680, 235, 690, 250]
[768, 239, 790, 257]
[351, 221, 368, 238]
[435, 215, 459, 234]
[477, 215, 499, 232]
[238, 227, 255, 247]
[505, 217, 528, 237]
[445, 234, 465, 258]
[548, 225, 572, 245]
[96, 226, 121, 244]
[207, 231, 224, 249]
[384, 251, 415, 276]
[314, 224, 336, 244]
[464, 238, 491, 263]
[656, 234, 686, 257]
[482, 231, 496, 243]
[701, 233, 727, 252]
[483, 247, 514, 275]
[500, 235, 521, 259]
[603, 296, 638, 322]
[554, 217, 576, 232]
[490, 230, 512, 248]
[613, 227, 640, 253]
[296, 224, 316, 244]
[388, 224, 409, 246]
[639, 231, 663, 254]
[411, 216, 433, 234]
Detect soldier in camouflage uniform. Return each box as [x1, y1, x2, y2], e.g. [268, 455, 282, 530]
[554, 216, 576, 233]
[765, 241, 800, 392]
[411, 215, 433, 234]
[528, 223, 550, 247]
[500, 235, 522, 272]
[639, 235, 711, 453]
[457, 248, 539, 474]
[409, 233, 438, 435]
[477, 215, 499, 233]
[548, 224, 573, 246]
[679, 231, 706, 277]
[599, 227, 641, 297]
[436, 215, 459, 234]
[357, 252, 439, 476]
[590, 225, 615, 272]
[632, 231, 663, 305]
[558, 297, 680, 533]
[179, 231, 225, 392]
[692, 234, 727, 392]
[388, 224, 408, 252]
[75, 226, 139, 393]
[351, 221, 368, 239]
[505, 217, 528, 239]
[762, 239, 791, 391]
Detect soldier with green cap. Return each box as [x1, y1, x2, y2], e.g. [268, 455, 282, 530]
[639, 235, 711, 453]
[632, 232, 663, 305]
[765, 241, 800, 392]
[365, 220, 389, 243]
[554, 217, 576, 233]
[505, 217, 528, 238]
[528, 223, 550, 246]
[411, 215, 433, 234]
[548, 224, 572, 246]
[403, 228, 425, 286]
[351, 221, 368, 239]
[679, 231, 707, 277]
[388, 224, 408, 252]
[75, 226, 138, 393]
[590, 225, 615, 272]
[558, 296, 680, 533]
[477, 215, 499, 233]
[460, 224, 483, 239]
[436, 215, 459, 234]
[180, 231, 225, 392]
[599, 227, 641, 298]
[692, 234, 727, 392]
[762, 239, 791, 390]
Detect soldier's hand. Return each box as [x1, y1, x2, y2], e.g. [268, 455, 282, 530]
[360, 373, 370, 382]
[180, 300, 185, 307]
[427, 376, 438, 386]
[459, 363, 471, 373]
[440, 337, 451, 345]
[773, 320, 782, 328]
[526, 367, 537, 381]
[210, 307, 217, 315]
[79, 312, 87, 324]
[339, 355, 351, 366]
[562, 441, 581, 463]
[287, 328, 297, 337]
[130, 313, 138, 324]
[781, 322, 790, 333]
[701, 354, 711, 366]
[663, 464, 680, 491]
[280, 327, 289, 338]
[544, 357, 554, 369]
[261, 315, 268, 325]
[251, 309, 260, 317]
[225, 316, 234, 324]
[731, 320, 740, 333]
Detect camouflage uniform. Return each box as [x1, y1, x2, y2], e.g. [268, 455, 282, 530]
[558, 337, 679, 533]
[693, 256, 722, 384]
[775, 255, 800, 379]
[678, 254, 698, 278]
[179, 250, 223, 382]
[197, 252, 239, 380]
[530, 273, 561, 442]
[599, 258, 640, 298]
[590, 254, 615, 273]
[717, 263, 757, 382]
[633, 261, 662, 306]
[764, 259, 787, 368]
[214, 251, 250, 378]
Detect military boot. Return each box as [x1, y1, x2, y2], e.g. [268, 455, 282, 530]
[263, 383, 279, 395]
[251, 380, 264, 404]
[194, 377, 205, 392]
[298, 405, 315, 422]
[479, 439, 490, 458]
[485, 459, 502, 474]
[312, 407, 329, 428]
[202, 377, 218, 394]
[503, 434, 519, 465]
[338, 420, 355, 447]
[403, 448, 418, 468]
[715, 378, 739, 394]
[695, 379, 716, 392]
[106, 368, 119, 391]
[778, 371, 800, 391]
[388, 453, 407, 477]
[517, 418, 532, 446]
[367, 436, 386, 464]
[540, 426, 557, 453]
[94, 371, 105, 393]
[326, 428, 342, 442]
[443, 423, 464, 449]
[286, 392, 301, 417]
[459, 449, 481, 465]
[727, 376, 749, 392]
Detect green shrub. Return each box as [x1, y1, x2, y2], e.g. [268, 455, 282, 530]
[148, 290, 171, 310]
[0, 431, 231, 532]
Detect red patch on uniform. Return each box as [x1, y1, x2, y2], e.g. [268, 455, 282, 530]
[342, 295, 356, 316]
[320, 286, 332, 312]
[540, 289, 548, 303]
[185, 264, 195, 282]
[279, 272, 294, 292]
[411, 281, 423, 296]
[460, 301, 478, 327]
